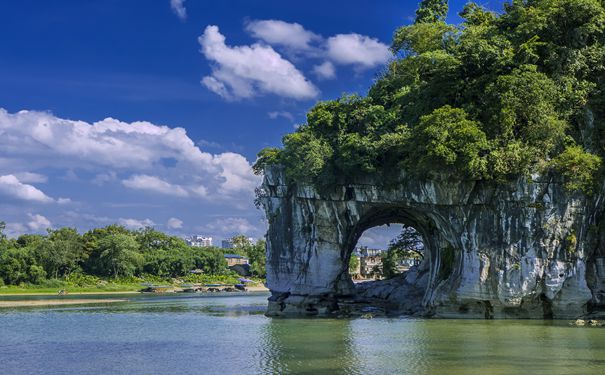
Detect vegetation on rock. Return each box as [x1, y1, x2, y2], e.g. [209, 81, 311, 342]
[254, 0, 605, 194]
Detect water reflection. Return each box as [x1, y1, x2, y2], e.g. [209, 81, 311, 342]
[2, 295, 605, 374]
[260, 319, 361, 375]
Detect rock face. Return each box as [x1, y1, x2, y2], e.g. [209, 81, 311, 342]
[260, 166, 605, 319]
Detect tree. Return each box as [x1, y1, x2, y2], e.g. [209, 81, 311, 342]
[0, 247, 46, 285]
[35, 228, 85, 279]
[247, 240, 266, 277]
[97, 234, 143, 278]
[230, 235, 253, 249]
[192, 247, 228, 275]
[551, 145, 602, 194]
[382, 226, 425, 279]
[415, 0, 449, 24]
[0, 221, 6, 241]
[348, 255, 360, 276]
[411, 106, 490, 178]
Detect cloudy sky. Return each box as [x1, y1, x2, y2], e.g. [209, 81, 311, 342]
[0, 0, 502, 246]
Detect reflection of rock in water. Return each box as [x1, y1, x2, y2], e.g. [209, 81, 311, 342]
[259, 319, 361, 375]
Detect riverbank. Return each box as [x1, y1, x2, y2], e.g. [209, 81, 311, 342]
[0, 299, 127, 308]
[0, 284, 269, 297]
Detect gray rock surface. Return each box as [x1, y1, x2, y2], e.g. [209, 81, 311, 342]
[260, 166, 605, 319]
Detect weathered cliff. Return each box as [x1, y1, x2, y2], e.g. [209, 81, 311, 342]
[260, 166, 605, 319]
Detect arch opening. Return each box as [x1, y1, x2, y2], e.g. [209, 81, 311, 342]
[335, 206, 451, 316]
[348, 224, 424, 282]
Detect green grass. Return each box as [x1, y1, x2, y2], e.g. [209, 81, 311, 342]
[0, 275, 266, 295]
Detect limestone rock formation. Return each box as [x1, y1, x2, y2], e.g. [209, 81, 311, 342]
[260, 166, 605, 319]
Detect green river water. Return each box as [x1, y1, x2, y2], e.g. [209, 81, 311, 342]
[0, 293, 603, 374]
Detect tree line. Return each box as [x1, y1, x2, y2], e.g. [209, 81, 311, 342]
[0, 222, 265, 286]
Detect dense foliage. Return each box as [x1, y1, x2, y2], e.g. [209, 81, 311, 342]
[255, 0, 605, 194]
[0, 222, 265, 287]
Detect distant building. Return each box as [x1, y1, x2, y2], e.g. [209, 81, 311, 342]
[186, 235, 213, 247]
[224, 254, 249, 267]
[360, 255, 383, 279]
[358, 247, 384, 279]
[359, 247, 383, 257]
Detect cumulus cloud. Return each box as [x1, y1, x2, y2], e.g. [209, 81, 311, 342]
[118, 217, 155, 230]
[0, 108, 260, 207]
[91, 171, 117, 186]
[4, 222, 27, 238]
[170, 0, 187, 21]
[312, 61, 336, 80]
[242, 20, 391, 72]
[0, 175, 54, 203]
[198, 25, 319, 100]
[204, 217, 258, 236]
[268, 111, 294, 121]
[167, 217, 183, 229]
[245, 20, 321, 53]
[13, 172, 47, 184]
[326, 33, 391, 69]
[27, 213, 52, 231]
[123, 174, 189, 197]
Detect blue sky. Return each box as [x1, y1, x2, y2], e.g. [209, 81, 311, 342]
[0, 0, 504, 246]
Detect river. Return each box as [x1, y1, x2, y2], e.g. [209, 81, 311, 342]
[0, 293, 604, 374]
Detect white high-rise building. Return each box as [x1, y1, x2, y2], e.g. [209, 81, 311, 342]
[186, 235, 213, 247]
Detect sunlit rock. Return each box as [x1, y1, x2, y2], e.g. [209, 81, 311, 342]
[260, 166, 605, 319]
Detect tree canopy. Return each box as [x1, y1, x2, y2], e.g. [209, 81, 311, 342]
[0, 225, 266, 286]
[254, 0, 605, 194]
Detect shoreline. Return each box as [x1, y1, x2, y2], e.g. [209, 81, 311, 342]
[0, 285, 269, 297]
[0, 299, 127, 308]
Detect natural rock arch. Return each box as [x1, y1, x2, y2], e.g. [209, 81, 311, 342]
[260, 166, 605, 319]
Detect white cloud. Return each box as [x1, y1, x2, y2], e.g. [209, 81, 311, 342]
[0, 175, 54, 203]
[170, 0, 187, 21]
[312, 61, 336, 80]
[4, 222, 27, 238]
[204, 217, 257, 236]
[92, 171, 117, 186]
[326, 33, 391, 69]
[199, 25, 319, 100]
[167, 217, 183, 229]
[57, 198, 72, 205]
[268, 111, 294, 121]
[0, 108, 260, 207]
[13, 172, 47, 184]
[27, 213, 51, 231]
[123, 174, 189, 197]
[118, 217, 155, 230]
[245, 20, 321, 53]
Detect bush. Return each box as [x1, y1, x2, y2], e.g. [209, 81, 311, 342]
[551, 145, 602, 194]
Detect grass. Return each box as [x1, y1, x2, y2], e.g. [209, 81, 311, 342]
[0, 275, 266, 295]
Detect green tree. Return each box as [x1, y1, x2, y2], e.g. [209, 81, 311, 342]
[34, 228, 85, 279]
[348, 255, 360, 276]
[0, 247, 46, 285]
[0, 221, 6, 241]
[415, 0, 449, 24]
[97, 233, 143, 278]
[247, 239, 266, 277]
[551, 145, 602, 194]
[192, 247, 228, 275]
[411, 106, 489, 178]
[382, 226, 425, 279]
